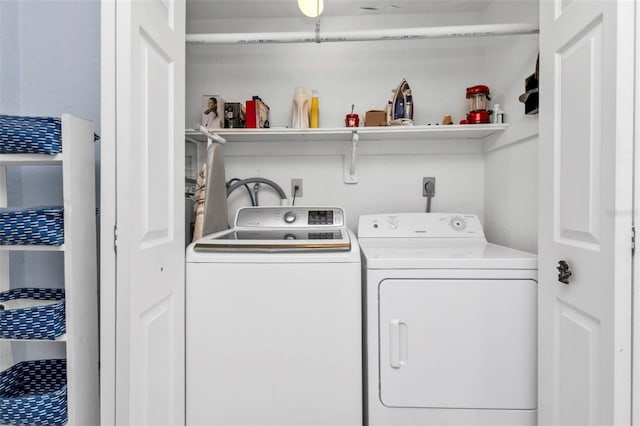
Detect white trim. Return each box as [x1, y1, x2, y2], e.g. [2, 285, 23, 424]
[61, 113, 100, 426]
[99, 0, 117, 424]
[633, 0, 640, 423]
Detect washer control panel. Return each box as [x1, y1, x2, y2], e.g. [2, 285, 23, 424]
[235, 206, 345, 228]
[358, 213, 485, 238]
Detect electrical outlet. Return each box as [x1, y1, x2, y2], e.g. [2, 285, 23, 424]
[423, 177, 436, 196]
[291, 178, 303, 197]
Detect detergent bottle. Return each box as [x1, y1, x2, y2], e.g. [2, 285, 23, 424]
[309, 90, 319, 128]
[291, 87, 310, 128]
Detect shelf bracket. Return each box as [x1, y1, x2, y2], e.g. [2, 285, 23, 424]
[343, 131, 358, 184]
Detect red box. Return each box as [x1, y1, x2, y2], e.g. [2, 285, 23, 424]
[245, 97, 270, 128]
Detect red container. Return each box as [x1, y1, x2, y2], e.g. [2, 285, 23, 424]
[345, 114, 359, 127]
[466, 110, 491, 124]
[245, 97, 270, 128]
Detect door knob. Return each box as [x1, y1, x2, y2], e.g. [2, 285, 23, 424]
[557, 260, 572, 284]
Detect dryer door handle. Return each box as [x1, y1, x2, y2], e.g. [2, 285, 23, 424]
[389, 319, 408, 368]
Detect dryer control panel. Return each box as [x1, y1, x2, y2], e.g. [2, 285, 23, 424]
[358, 213, 485, 238]
[235, 206, 345, 228]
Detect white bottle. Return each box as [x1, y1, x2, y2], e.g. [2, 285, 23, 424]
[291, 87, 310, 128]
[492, 103, 504, 124]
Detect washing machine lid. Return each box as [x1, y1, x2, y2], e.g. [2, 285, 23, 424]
[193, 227, 351, 252]
[193, 206, 352, 253]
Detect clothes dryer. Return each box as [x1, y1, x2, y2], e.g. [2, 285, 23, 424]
[186, 206, 362, 426]
[358, 213, 537, 426]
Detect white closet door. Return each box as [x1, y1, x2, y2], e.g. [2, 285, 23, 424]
[108, 0, 186, 424]
[538, 0, 634, 425]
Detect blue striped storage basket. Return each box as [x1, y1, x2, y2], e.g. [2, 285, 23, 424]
[0, 115, 62, 155]
[0, 359, 67, 425]
[0, 288, 65, 340]
[0, 207, 64, 246]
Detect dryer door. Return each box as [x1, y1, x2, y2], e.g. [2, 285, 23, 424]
[378, 279, 537, 409]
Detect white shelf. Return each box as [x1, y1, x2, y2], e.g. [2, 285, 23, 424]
[186, 123, 509, 144]
[1, 334, 67, 343]
[0, 153, 63, 165]
[0, 244, 65, 252]
[186, 123, 509, 184]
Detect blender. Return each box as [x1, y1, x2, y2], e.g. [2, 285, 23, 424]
[465, 85, 491, 124]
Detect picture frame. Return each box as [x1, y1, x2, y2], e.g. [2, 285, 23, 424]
[200, 95, 225, 129]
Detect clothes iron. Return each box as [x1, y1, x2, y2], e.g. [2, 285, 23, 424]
[390, 79, 413, 125]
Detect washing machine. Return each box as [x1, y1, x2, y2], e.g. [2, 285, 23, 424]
[358, 213, 537, 426]
[186, 206, 362, 426]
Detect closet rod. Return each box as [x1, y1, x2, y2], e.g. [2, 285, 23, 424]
[186, 22, 538, 44]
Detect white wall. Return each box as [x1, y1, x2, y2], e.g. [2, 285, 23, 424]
[482, 0, 539, 253]
[0, 0, 101, 361]
[0, 1, 20, 114]
[484, 136, 538, 253]
[187, 34, 489, 231]
[188, 33, 491, 231]
[187, 38, 487, 129]
[224, 153, 485, 232]
[0, 0, 100, 126]
[187, 5, 539, 243]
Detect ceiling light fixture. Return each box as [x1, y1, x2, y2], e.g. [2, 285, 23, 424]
[298, 0, 324, 17]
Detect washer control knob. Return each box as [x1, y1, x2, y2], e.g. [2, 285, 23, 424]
[449, 216, 467, 231]
[283, 211, 297, 224]
[284, 233, 296, 240]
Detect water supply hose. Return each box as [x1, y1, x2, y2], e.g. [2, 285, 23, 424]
[227, 177, 288, 206]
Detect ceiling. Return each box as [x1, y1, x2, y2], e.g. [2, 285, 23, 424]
[186, 0, 493, 21]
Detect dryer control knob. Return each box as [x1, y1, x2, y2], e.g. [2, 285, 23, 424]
[283, 211, 297, 224]
[449, 216, 467, 231]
